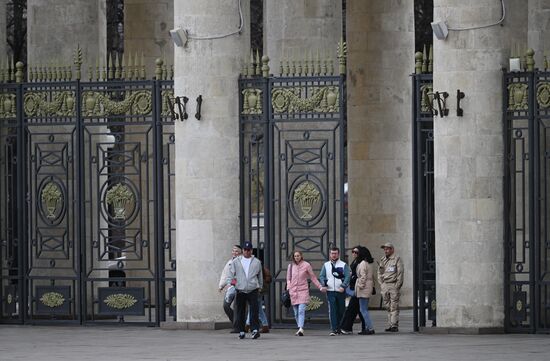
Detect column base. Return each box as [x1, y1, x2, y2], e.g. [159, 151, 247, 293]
[419, 327, 504, 335]
[160, 321, 233, 330]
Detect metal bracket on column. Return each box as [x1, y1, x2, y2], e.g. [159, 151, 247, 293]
[434, 91, 449, 118]
[168, 96, 189, 121]
[456, 89, 465, 117]
[195, 95, 203, 120]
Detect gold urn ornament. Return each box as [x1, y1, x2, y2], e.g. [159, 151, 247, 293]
[293, 181, 321, 220]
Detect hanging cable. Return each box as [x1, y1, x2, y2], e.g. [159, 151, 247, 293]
[186, 0, 244, 41]
[447, 0, 505, 31]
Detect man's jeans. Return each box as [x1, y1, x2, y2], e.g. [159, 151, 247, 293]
[246, 295, 268, 327]
[358, 297, 374, 330]
[327, 291, 346, 332]
[292, 303, 306, 328]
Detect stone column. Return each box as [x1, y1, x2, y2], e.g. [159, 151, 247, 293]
[264, 0, 342, 74]
[174, 0, 249, 327]
[27, 0, 106, 72]
[124, 0, 173, 78]
[346, 1, 415, 306]
[528, 0, 550, 66]
[0, 0, 6, 58]
[433, 0, 526, 330]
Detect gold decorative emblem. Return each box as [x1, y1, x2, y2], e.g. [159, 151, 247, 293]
[516, 300, 523, 312]
[431, 299, 436, 311]
[271, 86, 339, 114]
[507, 83, 528, 111]
[420, 84, 434, 113]
[242, 88, 263, 115]
[41, 182, 62, 219]
[40, 292, 65, 308]
[306, 296, 323, 311]
[105, 183, 135, 220]
[537, 82, 550, 108]
[0, 93, 16, 118]
[293, 181, 321, 220]
[104, 293, 138, 310]
[7, 293, 13, 305]
[81, 90, 152, 117]
[23, 91, 76, 117]
[171, 296, 177, 307]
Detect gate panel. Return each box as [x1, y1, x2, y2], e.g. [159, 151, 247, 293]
[23, 82, 81, 323]
[0, 84, 22, 322]
[239, 50, 346, 324]
[412, 72, 436, 330]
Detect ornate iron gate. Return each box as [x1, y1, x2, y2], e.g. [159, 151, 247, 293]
[504, 65, 550, 333]
[239, 46, 347, 323]
[412, 48, 436, 330]
[0, 55, 175, 325]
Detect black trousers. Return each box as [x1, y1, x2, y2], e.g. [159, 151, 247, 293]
[339, 296, 366, 332]
[223, 299, 236, 329]
[235, 289, 259, 332]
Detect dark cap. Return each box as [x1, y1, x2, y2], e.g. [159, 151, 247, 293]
[380, 242, 395, 249]
[243, 241, 253, 250]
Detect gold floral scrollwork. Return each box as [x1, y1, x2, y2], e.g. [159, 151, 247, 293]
[40, 292, 65, 308]
[104, 293, 138, 309]
[0, 93, 16, 118]
[161, 89, 174, 117]
[306, 296, 323, 311]
[516, 300, 523, 312]
[105, 183, 134, 221]
[420, 84, 434, 113]
[41, 181, 62, 219]
[7, 293, 13, 305]
[507, 83, 528, 111]
[81, 90, 152, 117]
[24, 91, 76, 117]
[293, 181, 321, 220]
[271, 86, 339, 114]
[537, 82, 550, 108]
[242, 88, 263, 115]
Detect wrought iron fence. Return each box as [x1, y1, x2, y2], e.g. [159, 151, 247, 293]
[412, 45, 436, 331]
[0, 50, 175, 325]
[239, 44, 347, 323]
[504, 50, 550, 333]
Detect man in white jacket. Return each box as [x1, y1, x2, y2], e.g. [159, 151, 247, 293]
[219, 244, 242, 332]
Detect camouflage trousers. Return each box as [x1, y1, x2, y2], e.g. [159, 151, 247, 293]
[381, 283, 400, 328]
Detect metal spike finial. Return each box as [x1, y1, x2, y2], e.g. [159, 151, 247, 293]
[255, 49, 261, 76]
[526, 48, 535, 72]
[155, 58, 163, 80]
[15, 61, 24, 83]
[261, 55, 270, 78]
[422, 44, 428, 73]
[127, 53, 134, 79]
[415, 52, 423, 74]
[141, 52, 146, 79]
[121, 53, 126, 79]
[428, 44, 433, 73]
[337, 39, 347, 75]
[73, 44, 83, 80]
[248, 49, 254, 77]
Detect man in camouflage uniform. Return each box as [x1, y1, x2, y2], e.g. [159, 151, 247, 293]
[377, 242, 404, 332]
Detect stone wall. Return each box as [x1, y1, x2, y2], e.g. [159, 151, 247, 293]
[346, 0, 415, 307]
[174, 0, 250, 325]
[124, 0, 173, 78]
[0, 0, 6, 58]
[264, 0, 342, 74]
[433, 0, 527, 329]
[27, 0, 106, 73]
[528, 0, 550, 66]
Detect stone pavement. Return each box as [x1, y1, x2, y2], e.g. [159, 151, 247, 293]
[0, 310, 549, 361]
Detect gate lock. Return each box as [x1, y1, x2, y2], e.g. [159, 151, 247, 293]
[168, 96, 189, 121]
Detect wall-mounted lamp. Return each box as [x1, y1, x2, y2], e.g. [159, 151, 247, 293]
[431, 21, 449, 40]
[170, 27, 188, 47]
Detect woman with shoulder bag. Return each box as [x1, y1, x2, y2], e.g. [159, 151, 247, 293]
[286, 251, 327, 336]
[354, 246, 376, 335]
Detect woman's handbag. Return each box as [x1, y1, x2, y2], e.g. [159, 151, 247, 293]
[281, 263, 293, 308]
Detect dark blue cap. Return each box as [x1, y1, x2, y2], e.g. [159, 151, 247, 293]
[243, 241, 253, 250]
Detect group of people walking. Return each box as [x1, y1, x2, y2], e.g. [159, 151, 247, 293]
[219, 241, 403, 339]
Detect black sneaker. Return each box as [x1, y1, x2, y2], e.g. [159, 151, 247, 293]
[340, 329, 352, 335]
[388, 326, 398, 332]
[238, 332, 245, 339]
[384, 327, 393, 332]
[251, 330, 260, 339]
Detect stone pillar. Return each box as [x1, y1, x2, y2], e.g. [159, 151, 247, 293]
[124, 0, 173, 78]
[346, 1, 415, 307]
[264, 0, 342, 74]
[0, 0, 6, 58]
[27, 0, 106, 72]
[528, 0, 550, 66]
[174, 0, 249, 326]
[433, 0, 526, 329]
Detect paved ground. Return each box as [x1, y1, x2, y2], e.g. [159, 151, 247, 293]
[1, 311, 549, 361]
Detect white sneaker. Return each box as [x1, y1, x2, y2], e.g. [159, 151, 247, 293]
[298, 328, 304, 336]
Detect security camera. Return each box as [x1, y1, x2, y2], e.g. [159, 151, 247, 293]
[431, 21, 448, 40]
[170, 27, 188, 47]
